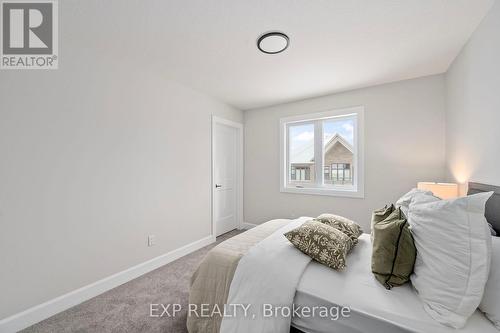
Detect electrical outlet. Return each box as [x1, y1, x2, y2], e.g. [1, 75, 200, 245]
[148, 235, 155, 247]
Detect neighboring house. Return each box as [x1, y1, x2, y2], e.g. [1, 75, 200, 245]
[290, 133, 353, 185]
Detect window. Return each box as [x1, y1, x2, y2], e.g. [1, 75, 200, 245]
[291, 166, 311, 181]
[280, 106, 364, 197]
[328, 163, 351, 184]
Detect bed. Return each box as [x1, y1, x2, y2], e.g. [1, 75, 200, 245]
[187, 182, 500, 333]
[187, 218, 294, 333]
[292, 234, 496, 333]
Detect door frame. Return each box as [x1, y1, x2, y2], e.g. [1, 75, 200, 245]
[211, 115, 244, 238]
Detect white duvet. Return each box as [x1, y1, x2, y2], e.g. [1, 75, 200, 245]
[219, 217, 312, 333]
[219, 215, 497, 333]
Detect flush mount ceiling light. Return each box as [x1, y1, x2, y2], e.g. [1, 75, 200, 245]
[257, 32, 289, 54]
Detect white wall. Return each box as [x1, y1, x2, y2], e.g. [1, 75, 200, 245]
[244, 75, 446, 228]
[445, 0, 500, 188]
[5, 0, 498, 322]
[0, 54, 242, 319]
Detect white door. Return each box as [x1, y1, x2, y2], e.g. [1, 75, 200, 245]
[213, 120, 239, 236]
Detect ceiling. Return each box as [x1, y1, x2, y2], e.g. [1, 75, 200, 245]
[63, 0, 494, 110]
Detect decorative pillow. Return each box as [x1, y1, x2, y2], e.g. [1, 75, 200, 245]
[395, 188, 435, 216]
[370, 204, 394, 242]
[371, 207, 416, 289]
[479, 236, 500, 329]
[315, 213, 363, 250]
[284, 220, 352, 270]
[409, 192, 493, 328]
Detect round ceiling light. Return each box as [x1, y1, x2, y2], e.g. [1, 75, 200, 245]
[257, 32, 289, 54]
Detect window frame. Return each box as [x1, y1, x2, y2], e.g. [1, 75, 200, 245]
[279, 106, 364, 198]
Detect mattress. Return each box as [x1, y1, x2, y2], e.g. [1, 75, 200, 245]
[291, 234, 496, 333]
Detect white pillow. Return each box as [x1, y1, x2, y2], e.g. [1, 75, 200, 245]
[395, 188, 435, 216]
[488, 223, 497, 236]
[409, 192, 493, 328]
[480, 236, 500, 329]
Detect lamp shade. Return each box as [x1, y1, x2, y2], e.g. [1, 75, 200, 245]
[417, 182, 458, 199]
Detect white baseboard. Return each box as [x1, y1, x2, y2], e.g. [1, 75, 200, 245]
[240, 222, 257, 230]
[0, 235, 215, 333]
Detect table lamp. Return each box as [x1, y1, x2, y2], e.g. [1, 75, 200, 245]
[417, 182, 459, 199]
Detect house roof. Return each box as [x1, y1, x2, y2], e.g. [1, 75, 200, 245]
[325, 133, 353, 154]
[290, 133, 353, 163]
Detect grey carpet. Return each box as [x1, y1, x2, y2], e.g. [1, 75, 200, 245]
[21, 230, 243, 333]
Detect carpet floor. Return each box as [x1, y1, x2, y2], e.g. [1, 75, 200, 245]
[21, 230, 243, 333]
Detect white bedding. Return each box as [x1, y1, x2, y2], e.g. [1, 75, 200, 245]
[220, 217, 312, 333]
[291, 234, 497, 333]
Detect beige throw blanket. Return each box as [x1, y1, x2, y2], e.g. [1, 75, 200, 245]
[187, 219, 293, 333]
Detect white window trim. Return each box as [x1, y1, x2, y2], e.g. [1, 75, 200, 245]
[279, 106, 364, 198]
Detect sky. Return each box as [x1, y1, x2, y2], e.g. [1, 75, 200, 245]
[289, 118, 354, 163]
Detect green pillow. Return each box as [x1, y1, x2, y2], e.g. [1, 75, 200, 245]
[285, 220, 352, 270]
[370, 204, 395, 242]
[371, 207, 416, 289]
[315, 213, 363, 251]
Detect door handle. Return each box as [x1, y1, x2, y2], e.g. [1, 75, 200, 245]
[215, 184, 222, 188]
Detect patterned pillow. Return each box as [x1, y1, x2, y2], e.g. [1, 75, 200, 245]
[284, 220, 352, 270]
[315, 213, 363, 250]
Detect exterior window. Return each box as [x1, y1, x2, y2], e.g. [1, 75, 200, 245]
[280, 106, 364, 198]
[288, 123, 315, 183]
[291, 166, 311, 181]
[324, 165, 330, 181]
[329, 163, 352, 184]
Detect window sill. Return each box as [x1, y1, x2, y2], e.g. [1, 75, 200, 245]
[280, 186, 364, 198]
